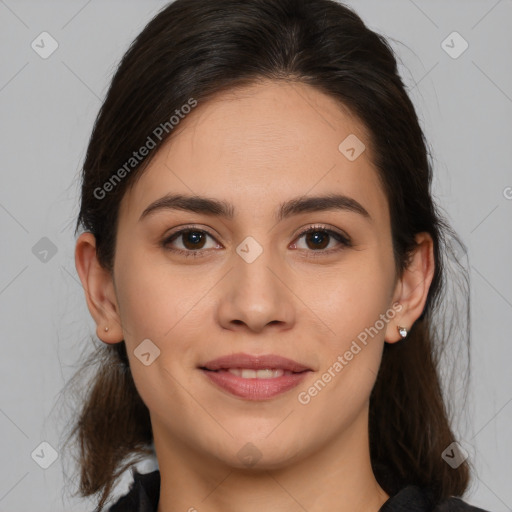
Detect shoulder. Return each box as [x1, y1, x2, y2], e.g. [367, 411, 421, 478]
[433, 496, 491, 512]
[379, 485, 492, 512]
[106, 473, 493, 512]
[107, 469, 160, 512]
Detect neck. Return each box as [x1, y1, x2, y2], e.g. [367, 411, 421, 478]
[154, 409, 389, 512]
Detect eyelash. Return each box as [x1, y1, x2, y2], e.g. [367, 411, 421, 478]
[161, 224, 352, 259]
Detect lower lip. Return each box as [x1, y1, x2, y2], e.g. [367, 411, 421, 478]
[201, 369, 310, 400]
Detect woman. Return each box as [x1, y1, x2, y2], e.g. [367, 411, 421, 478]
[64, 0, 490, 510]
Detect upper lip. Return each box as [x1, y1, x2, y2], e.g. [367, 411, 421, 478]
[201, 353, 311, 372]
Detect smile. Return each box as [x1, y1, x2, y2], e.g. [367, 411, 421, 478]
[200, 353, 312, 400]
[226, 368, 293, 378]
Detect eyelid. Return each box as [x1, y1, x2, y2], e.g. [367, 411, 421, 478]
[161, 224, 221, 258]
[163, 223, 218, 240]
[161, 223, 351, 257]
[293, 223, 351, 243]
[291, 224, 352, 256]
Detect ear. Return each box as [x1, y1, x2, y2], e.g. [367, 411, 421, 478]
[75, 232, 123, 344]
[385, 232, 435, 343]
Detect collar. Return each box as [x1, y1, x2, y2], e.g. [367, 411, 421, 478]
[108, 469, 488, 512]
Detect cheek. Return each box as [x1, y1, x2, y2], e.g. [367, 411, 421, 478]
[112, 250, 203, 417]
[300, 250, 394, 341]
[112, 246, 220, 396]
[296, 249, 395, 398]
[114, 247, 202, 343]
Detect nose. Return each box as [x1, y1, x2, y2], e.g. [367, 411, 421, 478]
[215, 248, 296, 334]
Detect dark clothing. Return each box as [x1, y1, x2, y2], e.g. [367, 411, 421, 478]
[108, 469, 491, 512]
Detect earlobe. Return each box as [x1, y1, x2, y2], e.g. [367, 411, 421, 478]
[397, 325, 408, 339]
[385, 232, 435, 343]
[75, 232, 124, 344]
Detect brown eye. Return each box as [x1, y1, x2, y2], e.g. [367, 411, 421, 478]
[178, 230, 208, 250]
[293, 226, 351, 254]
[303, 230, 330, 250]
[162, 228, 220, 258]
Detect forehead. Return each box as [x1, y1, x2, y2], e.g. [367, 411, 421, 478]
[119, 80, 388, 225]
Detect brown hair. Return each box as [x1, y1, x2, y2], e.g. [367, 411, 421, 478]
[62, 0, 472, 509]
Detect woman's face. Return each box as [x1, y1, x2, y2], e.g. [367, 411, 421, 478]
[111, 80, 402, 469]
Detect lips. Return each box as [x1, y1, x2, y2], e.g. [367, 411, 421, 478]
[201, 353, 311, 373]
[200, 353, 311, 400]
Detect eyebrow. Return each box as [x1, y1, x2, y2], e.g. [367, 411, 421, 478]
[139, 193, 371, 222]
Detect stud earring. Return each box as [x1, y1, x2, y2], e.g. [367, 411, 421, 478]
[397, 326, 408, 339]
[104, 326, 109, 332]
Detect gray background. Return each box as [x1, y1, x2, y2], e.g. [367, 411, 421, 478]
[0, 0, 511, 511]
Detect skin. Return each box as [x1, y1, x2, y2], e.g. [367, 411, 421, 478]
[75, 80, 434, 512]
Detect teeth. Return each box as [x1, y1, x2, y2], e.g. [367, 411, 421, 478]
[227, 368, 287, 379]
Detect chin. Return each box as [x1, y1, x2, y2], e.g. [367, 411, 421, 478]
[207, 431, 309, 471]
